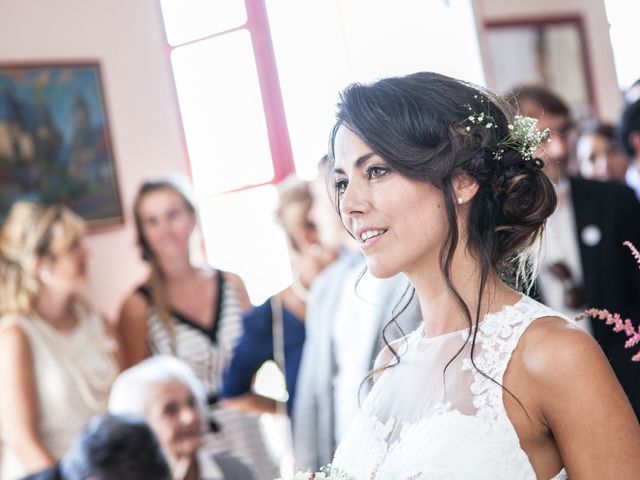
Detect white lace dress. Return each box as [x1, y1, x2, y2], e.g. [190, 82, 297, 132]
[331, 296, 569, 480]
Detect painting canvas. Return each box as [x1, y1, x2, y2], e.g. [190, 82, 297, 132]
[0, 63, 122, 229]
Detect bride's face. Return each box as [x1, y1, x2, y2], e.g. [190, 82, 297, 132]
[332, 126, 450, 279]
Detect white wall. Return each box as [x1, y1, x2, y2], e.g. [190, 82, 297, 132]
[0, 0, 188, 318]
[268, 0, 486, 180]
[476, 0, 622, 122]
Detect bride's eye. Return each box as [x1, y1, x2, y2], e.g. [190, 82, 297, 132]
[367, 165, 390, 180]
[334, 178, 348, 195]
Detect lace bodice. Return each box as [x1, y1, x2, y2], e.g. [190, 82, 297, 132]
[331, 296, 569, 480]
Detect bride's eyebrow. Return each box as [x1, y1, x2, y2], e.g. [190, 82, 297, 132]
[334, 153, 376, 175]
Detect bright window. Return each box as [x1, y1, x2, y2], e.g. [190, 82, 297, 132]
[171, 30, 274, 195]
[198, 184, 292, 304]
[160, 0, 247, 45]
[604, 0, 640, 89]
[160, 0, 294, 305]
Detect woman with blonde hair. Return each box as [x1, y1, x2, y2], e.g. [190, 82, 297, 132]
[221, 176, 335, 415]
[116, 177, 276, 479]
[0, 202, 120, 479]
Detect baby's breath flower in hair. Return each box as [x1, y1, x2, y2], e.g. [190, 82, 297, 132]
[500, 115, 550, 161]
[462, 97, 550, 162]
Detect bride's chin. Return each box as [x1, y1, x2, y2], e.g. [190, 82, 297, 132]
[366, 261, 400, 279]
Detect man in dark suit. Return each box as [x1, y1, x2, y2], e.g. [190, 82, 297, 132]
[509, 85, 640, 419]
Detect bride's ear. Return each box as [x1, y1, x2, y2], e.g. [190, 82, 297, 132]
[452, 173, 479, 205]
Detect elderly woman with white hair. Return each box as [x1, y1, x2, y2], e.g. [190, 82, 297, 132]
[108, 355, 256, 480]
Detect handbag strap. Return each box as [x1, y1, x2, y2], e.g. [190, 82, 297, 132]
[270, 295, 288, 417]
[270, 295, 296, 474]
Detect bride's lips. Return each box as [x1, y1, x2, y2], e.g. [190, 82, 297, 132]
[354, 226, 389, 251]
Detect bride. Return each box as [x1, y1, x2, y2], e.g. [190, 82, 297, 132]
[327, 72, 640, 479]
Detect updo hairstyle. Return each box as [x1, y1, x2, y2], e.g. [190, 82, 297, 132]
[329, 72, 557, 291]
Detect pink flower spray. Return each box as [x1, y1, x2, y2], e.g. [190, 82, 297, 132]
[579, 242, 640, 361]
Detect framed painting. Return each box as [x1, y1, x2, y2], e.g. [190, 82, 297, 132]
[0, 62, 122, 230]
[484, 16, 596, 123]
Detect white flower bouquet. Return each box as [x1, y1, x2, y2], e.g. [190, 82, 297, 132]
[277, 465, 354, 480]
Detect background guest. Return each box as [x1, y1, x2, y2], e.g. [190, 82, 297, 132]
[575, 121, 629, 182]
[0, 202, 120, 479]
[116, 177, 276, 479]
[221, 176, 335, 416]
[109, 355, 256, 480]
[220, 175, 335, 479]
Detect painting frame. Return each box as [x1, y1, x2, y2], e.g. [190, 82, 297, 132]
[483, 15, 597, 123]
[0, 61, 123, 231]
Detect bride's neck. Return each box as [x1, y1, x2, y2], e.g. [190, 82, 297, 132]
[409, 248, 513, 337]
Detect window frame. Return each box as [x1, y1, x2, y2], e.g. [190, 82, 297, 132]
[157, 0, 295, 196]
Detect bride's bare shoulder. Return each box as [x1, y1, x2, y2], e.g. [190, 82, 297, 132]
[514, 315, 619, 396]
[513, 319, 640, 474]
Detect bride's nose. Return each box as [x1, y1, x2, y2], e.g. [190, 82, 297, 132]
[340, 179, 369, 219]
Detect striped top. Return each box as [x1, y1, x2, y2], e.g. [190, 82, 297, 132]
[138, 270, 243, 397]
[137, 271, 278, 480]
